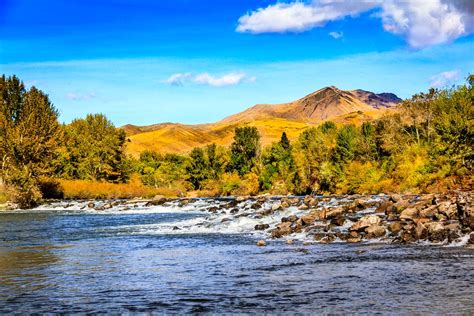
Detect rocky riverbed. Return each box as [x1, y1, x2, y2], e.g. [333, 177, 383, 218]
[20, 191, 474, 247]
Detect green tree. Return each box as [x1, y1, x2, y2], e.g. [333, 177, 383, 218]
[0, 75, 61, 207]
[186, 147, 209, 189]
[229, 127, 261, 176]
[59, 114, 128, 182]
[333, 125, 357, 164]
[260, 132, 298, 192]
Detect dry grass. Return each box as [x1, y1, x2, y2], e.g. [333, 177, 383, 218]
[126, 118, 312, 156]
[0, 184, 8, 204]
[59, 177, 180, 200]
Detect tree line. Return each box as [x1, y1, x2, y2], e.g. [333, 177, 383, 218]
[1, 74, 472, 207]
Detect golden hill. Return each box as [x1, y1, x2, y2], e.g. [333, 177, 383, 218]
[124, 86, 401, 156]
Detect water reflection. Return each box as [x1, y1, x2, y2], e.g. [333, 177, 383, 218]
[0, 246, 60, 293]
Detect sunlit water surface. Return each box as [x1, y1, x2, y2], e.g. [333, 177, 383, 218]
[0, 200, 473, 314]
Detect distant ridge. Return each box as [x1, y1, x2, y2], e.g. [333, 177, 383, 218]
[123, 86, 402, 155]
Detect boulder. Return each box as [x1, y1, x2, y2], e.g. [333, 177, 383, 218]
[390, 194, 403, 203]
[325, 207, 345, 219]
[425, 222, 444, 234]
[365, 224, 386, 239]
[250, 202, 263, 210]
[287, 215, 299, 223]
[347, 236, 362, 243]
[300, 214, 316, 226]
[146, 195, 168, 206]
[437, 201, 457, 219]
[399, 208, 419, 221]
[87, 202, 95, 208]
[418, 205, 439, 219]
[208, 206, 219, 213]
[298, 204, 309, 210]
[461, 216, 474, 230]
[414, 222, 428, 240]
[330, 216, 346, 226]
[392, 199, 411, 212]
[271, 201, 282, 212]
[311, 209, 326, 220]
[375, 201, 393, 214]
[349, 231, 359, 238]
[271, 222, 292, 238]
[350, 215, 381, 232]
[257, 240, 266, 247]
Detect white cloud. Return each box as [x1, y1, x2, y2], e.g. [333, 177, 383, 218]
[162, 72, 192, 86]
[193, 72, 249, 87]
[329, 31, 344, 39]
[66, 92, 96, 101]
[429, 70, 460, 87]
[237, 0, 474, 48]
[163, 72, 254, 87]
[236, 1, 376, 34]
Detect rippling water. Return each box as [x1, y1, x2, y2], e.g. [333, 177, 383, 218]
[1, 199, 473, 314]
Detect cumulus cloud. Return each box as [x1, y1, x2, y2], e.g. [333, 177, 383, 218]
[329, 31, 344, 39]
[163, 72, 254, 87]
[237, 0, 474, 48]
[236, 1, 376, 34]
[66, 92, 96, 101]
[162, 73, 192, 86]
[430, 70, 460, 88]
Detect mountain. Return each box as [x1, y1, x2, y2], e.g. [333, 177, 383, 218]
[221, 86, 401, 123]
[124, 86, 401, 155]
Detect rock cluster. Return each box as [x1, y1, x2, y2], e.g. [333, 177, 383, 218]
[262, 192, 473, 246]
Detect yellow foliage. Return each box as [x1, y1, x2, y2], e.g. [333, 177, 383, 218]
[0, 184, 8, 204]
[59, 175, 179, 199]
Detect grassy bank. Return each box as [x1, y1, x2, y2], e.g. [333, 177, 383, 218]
[58, 177, 181, 200]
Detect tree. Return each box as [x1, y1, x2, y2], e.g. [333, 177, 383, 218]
[59, 114, 128, 182]
[0, 75, 61, 207]
[229, 127, 261, 176]
[333, 125, 357, 164]
[186, 147, 208, 189]
[260, 132, 298, 192]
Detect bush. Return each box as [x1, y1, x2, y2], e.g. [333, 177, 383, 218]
[38, 177, 64, 199]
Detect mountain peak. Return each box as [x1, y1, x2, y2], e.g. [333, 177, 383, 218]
[221, 86, 401, 124]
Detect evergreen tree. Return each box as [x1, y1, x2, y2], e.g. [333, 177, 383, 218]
[333, 125, 357, 164]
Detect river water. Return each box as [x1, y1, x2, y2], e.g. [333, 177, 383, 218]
[0, 199, 473, 314]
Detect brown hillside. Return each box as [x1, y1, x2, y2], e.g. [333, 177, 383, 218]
[221, 86, 400, 123]
[124, 86, 401, 156]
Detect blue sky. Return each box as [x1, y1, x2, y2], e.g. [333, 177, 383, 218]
[1, 0, 473, 126]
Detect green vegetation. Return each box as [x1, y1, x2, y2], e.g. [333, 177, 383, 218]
[0, 74, 472, 207]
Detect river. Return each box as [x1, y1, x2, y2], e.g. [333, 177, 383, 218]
[1, 199, 473, 314]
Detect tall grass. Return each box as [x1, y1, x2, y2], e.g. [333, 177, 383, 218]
[59, 177, 179, 200]
[0, 183, 8, 203]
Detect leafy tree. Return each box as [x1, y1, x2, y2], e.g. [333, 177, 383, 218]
[229, 127, 261, 176]
[333, 125, 358, 164]
[260, 132, 298, 192]
[59, 114, 128, 182]
[186, 147, 209, 189]
[0, 75, 61, 207]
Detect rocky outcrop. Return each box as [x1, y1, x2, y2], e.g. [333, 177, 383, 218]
[261, 192, 473, 246]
